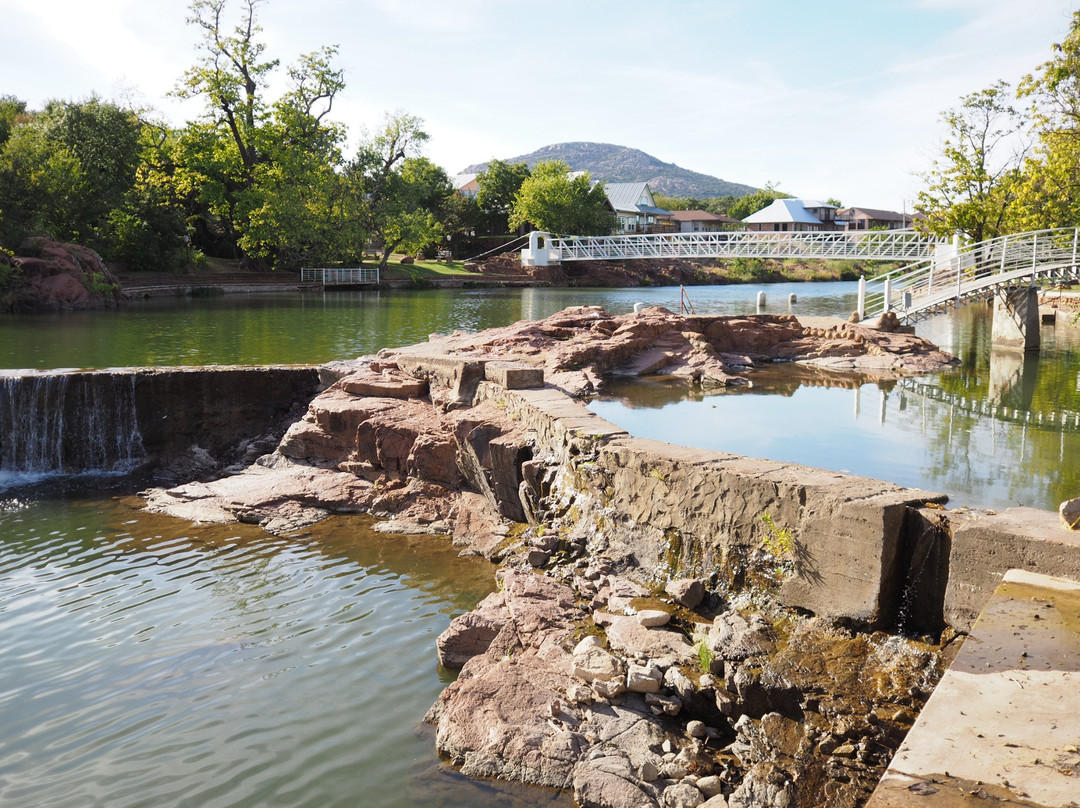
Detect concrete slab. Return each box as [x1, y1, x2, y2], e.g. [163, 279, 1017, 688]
[867, 569, 1080, 808]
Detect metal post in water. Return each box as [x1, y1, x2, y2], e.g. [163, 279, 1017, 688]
[883, 277, 892, 314]
[756, 291, 766, 312]
[857, 277, 866, 320]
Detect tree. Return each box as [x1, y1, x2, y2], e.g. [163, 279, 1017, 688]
[508, 160, 615, 235]
[915, 81, 1028, 243]
[476, 159, 530, 233]
[0, 97, 142, 252]
[1013, 11, 1080, 230]
[172, 0, 347, 267]
[347, 113, 451, 269]
[726, 186, 792, 221]
[0, 95, 27, 149]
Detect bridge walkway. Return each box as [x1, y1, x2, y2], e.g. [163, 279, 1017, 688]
[858, 228, 1080, 324]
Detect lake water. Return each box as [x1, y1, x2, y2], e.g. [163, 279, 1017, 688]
[1, 282, 1076, 806]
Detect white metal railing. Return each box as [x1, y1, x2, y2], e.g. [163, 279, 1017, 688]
[300, 267, 380, 285]
[543, 229, 937, 262]
[858, 228, 1080, 323]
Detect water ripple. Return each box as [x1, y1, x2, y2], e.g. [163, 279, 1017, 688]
[0, 503, 560, 808]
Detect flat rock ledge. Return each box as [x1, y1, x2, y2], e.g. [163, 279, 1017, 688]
[137, 306, 963, 808]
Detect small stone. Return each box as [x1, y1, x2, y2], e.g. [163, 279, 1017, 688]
[527, 548, 551, 567]
[696, 775, 725, 798]
[627, 661, 663, 693]
[566, 683, 595, 705]
[572, 642, 623, 685]
[637, 609, 672, 627]
[687, 720, 708, 738]
[592, 676, 627, 699]
[640, 759, 661, 782]
[664, 667, 696, 700]
[1060, 497, 1080, 530]
[660, 762, 689, 782]
[666, 578, 705, 610]
[662, 781, 704, 808]
[663, 739, 676, 754]
[646, 692, 683, 716]
[832, 743, 857, 757]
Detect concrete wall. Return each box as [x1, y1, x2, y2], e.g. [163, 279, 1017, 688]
[132, 366, 322, 458]
[474, 377, 1080, 632]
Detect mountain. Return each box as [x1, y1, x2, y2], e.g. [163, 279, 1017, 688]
[461, 142, 759, 199]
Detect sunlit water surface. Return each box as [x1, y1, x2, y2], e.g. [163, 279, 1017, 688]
[1, 282, 1076, 805]
[0, 487, 571, 808]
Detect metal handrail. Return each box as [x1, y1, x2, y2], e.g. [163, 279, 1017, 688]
[300, 267, 381, 285]
[544, 229, 938, 263]
[857, 227, 1080, 323]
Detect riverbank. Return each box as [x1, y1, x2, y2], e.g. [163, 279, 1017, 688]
[3, 235, 897, 312]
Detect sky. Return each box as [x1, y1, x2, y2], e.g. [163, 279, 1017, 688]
[2, 0, 1077, 212]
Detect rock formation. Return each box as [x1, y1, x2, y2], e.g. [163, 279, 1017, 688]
[1, 237, 122, 311]
[140, 306, 961, 808]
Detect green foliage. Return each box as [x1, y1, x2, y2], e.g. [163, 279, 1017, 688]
[914, 80, 1027, 243]
[171, 0, 350, 268]
[759, 512, 795, 558]
[0, 95, 27, 149]
[347, 114, 452, 268]
[1012, 11, 1080, 231]
[726, 186, 794, 221]
[754, 512, 797, 584]
[694, 639, 714, 674]
[508, 159, 616, 235]
[0, 96, 142, 252]
[82, 270, 118, 297]
[476, 159, 531, 234]
[0, 249, 23, 309]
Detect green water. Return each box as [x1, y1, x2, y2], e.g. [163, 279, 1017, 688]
[0, 283, 855, 369]
[1, 283, 1077, 807]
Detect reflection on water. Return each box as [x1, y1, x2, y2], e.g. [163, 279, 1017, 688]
[0, 282, 859, 371]
[590, 307, 1080, 512]
[0, 491, 570, 808]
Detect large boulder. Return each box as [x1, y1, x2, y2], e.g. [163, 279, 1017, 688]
[4, 237, 121, 311]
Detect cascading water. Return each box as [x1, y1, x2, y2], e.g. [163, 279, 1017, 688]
[0, 371, 146, 482]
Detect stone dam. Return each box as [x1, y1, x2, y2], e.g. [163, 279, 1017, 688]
[3, 306, 1078, 808]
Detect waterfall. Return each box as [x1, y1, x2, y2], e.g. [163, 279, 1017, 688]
[0, 371, 146, 480]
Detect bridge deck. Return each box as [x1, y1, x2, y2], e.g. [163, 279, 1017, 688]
[860, 228, 1080, 324]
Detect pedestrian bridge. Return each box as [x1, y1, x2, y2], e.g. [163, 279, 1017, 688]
[857, 227, 1080, 325]
[521, 229, 936, 265]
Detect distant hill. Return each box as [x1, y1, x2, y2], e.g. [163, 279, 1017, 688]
[462, 142, 759, 199]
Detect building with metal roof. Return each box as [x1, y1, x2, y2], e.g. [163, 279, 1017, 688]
[742, 199, 840, 232]
[603, 182, 674, 234]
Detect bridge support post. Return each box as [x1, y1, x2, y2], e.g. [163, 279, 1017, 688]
[857, 277, 866, 320]
[521, 231, 552, 267]
[991, 286, 1040, 352]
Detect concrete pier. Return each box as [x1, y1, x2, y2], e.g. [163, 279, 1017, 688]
[867, 568, 1080, 807]
[992, 286, 1041, 352]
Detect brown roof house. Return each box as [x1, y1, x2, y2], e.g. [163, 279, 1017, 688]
[836, 207, 911, 230]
